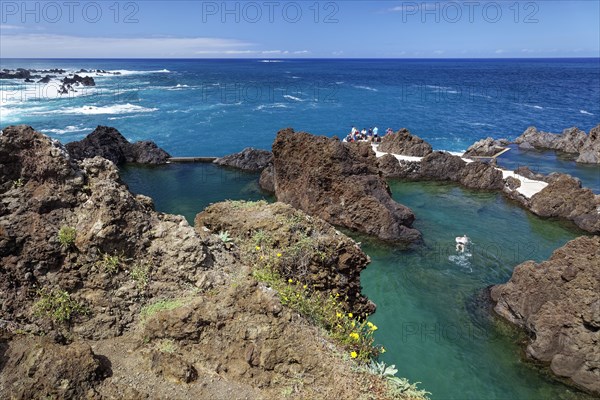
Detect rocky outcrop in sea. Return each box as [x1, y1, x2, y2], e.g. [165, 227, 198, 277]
[66, 125, 171, 165]
[462, 137, 509, 158]
[263, 128, 421, 242]
[515, 124, 600, 164]
[213, 147, 273, 171]
[490, 236, 600, 395]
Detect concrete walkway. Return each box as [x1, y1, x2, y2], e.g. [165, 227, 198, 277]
[371, 144, 548, 199]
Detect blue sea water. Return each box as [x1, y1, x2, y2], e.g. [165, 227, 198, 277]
[1, 58, 599, 158]
[2, 59, 600, 399]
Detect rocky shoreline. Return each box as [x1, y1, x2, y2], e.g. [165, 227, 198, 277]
[369, 128, 599, 234]
[490, 236, 600, 395]
[1, 122, 598, 397]
[515, 125, 600, 164]
[0, 125, 423, 399]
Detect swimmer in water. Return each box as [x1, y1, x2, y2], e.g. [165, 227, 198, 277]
[455, 234, 469, 253]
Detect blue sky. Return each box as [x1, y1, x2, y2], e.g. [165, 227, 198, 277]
[1, 1, 599, 58]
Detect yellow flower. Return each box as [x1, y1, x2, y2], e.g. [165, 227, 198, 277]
[336, 312, 342, 318]
[255, 246, 261, 250]
[303, 284, 308, 289]
[350, 351, 358, 359]
[349, 332, 360, 341]
[288, 278, 293, 283]
[351, 321, 356, 327]
[348, 313, 353, 318]
[367, 322, 378, 331]
[277, 253, 282, 257]
[381, 347, 386, 354]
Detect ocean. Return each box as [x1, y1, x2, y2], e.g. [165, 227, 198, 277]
[2, 58, 600, 399]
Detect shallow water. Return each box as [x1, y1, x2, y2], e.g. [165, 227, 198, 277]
[121, 164, 593, 400]
[496, 145, 600, 193]
[361, 181, 590, 400]
[120, 163, 273, 220]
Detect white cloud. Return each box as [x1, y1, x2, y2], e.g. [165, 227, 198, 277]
[495, 49, 505, 54]
[0, 34, 257, 58]
[0, 24, 24, 30]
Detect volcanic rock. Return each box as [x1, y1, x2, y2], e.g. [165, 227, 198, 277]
[528, 174, 600, 234]
[490, 236, 600, 395]
[515, 126, 589, 156]
[196, 201, 376, 316]
[577, 124, 600, 164]
[66, 126, 170, 165]
[378, 128, 433, 157]
[214, 147, 273, 171]
[463, 137, 507, 158]
[269, 128, 421, 242]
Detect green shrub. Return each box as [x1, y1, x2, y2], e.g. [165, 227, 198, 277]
[130, 262, 151, 290]
[34, 288, 86, 323]
[12, 178, 24, 188]
[96, 251, 122, 274]
[58, 226, 77, 249]
[217, 230, 232, 243]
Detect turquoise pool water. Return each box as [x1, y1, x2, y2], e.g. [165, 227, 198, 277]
[120, 164, 593, 400]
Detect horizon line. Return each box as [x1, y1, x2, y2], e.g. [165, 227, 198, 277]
[2, 56, 599, 61]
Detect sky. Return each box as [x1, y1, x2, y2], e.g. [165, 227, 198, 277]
[0, 0, 599, 58]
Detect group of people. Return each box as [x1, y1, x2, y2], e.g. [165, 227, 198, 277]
[344, 126, 395, 143]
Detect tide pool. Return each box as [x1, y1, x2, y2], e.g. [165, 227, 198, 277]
[121, 164, 592, 400]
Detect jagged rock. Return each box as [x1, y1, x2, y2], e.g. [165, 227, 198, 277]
[0, 336, 110, 399]
[66, 126, 170, 165]
[577, 124, 600, 163]
[195, 201, 376, 316]
[213, 147, 273, 171]
[490, 236, 600, 395]
[505, 176, 521, 190]
[463, 137, 507, 158]
[378, 128, 432, 157]
[528, 174, 600, 233]
[62, 74, 96, 87]
[376, 154, 405, 178]
[37, 75, 52, 83]
[515, 126, 589, 155]
[151, 352, 198, 384]
[419, 152, 466, 181]
[130, 141, 171, 164]
[1, 126, 403, 399]
[459, 161, 504, 190]
[514, 166, 551, 183]
[0, 126, 207, 339]
[259, 165, 275, 193]
[269, 128, 421, 242]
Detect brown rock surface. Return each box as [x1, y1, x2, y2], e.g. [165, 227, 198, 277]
[66, 125, 170, 165]
[270, 128, 421, 242]
[214, 147, 273, 171]
[0, 126, 405, 399]
[195, 201, 375, 316]
[577, 124, 600, 164]
[528, 174, 600, 234]
[490, 236, 600, 394]
[462, 137, 507, 158]
[378, 128, 433, 157]
[515, 125, 599, 163]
